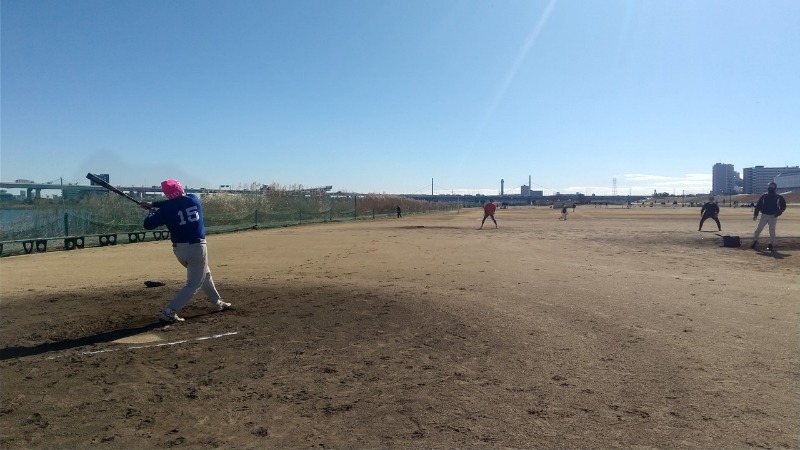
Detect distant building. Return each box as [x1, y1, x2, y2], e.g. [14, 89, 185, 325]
[88, 174, 110, 186]
[520, 185, 543, 197]
[775, 170, 800, 191]
[63, 189, 84, 201]
[712, 163, 741, 195]
[743, 165, 800, 193]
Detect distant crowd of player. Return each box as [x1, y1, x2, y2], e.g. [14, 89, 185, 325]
[476, 181, 787, 253]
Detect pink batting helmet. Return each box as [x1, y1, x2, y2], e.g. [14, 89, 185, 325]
[161, 179, 185, 199]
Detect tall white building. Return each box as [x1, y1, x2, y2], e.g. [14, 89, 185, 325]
[712, 163, 739, 195]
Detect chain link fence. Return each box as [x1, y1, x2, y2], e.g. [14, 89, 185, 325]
[0, 191, 461, 256]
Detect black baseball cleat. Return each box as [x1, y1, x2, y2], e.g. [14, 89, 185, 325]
[766, 244, 774, 252]
[750, 241, 758, 250]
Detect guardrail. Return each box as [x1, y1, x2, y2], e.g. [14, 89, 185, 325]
[0, 230, 171, 257]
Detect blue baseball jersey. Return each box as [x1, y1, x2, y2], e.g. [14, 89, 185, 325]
[144, 194, 206, 243]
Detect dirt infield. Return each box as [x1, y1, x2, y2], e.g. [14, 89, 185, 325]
[1, 205, 798, 449]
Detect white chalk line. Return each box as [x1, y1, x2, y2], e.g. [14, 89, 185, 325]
[45, 331, 239, 360]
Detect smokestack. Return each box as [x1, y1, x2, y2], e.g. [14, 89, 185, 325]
[501, 179, 504, 196]
[529, 175, 531, 188]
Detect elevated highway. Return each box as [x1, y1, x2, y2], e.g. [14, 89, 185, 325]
[0, 181, 332, 200]
[1, 180, 644, 204]
[0, 181, 237, 200]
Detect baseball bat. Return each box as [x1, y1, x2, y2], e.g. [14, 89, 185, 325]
[85, 173, 147, 207]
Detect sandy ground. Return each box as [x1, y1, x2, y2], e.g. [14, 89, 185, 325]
[1, 205, 798, 449]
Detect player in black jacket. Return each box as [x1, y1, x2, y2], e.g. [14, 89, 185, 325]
[751, 182, 787, 252]
[698, 197, 721, 231]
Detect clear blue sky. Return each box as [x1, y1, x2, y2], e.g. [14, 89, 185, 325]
[2, 0, 798, 196]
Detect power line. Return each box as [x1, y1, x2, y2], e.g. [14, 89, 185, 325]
[410, 184, 433, 195]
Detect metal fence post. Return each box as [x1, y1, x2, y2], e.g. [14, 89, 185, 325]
[64, 213, 69, 237]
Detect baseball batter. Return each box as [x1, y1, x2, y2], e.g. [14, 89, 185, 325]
[141, 179, 231, 323]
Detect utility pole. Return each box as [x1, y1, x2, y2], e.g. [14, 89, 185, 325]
[61, 177, 67, 237]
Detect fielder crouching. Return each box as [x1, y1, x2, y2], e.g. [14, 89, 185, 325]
[140, 179, 231, 323]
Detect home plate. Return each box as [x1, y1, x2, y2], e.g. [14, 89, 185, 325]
[113, 333, 163, 344]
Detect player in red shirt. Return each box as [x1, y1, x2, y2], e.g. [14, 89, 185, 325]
[480, 199, 498, 229]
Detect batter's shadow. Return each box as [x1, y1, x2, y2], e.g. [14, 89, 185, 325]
[757, 250, 790, 259]
[0, 321, 163, 361]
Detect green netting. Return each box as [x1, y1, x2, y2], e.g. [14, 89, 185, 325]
[0, 191, 460, 255]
